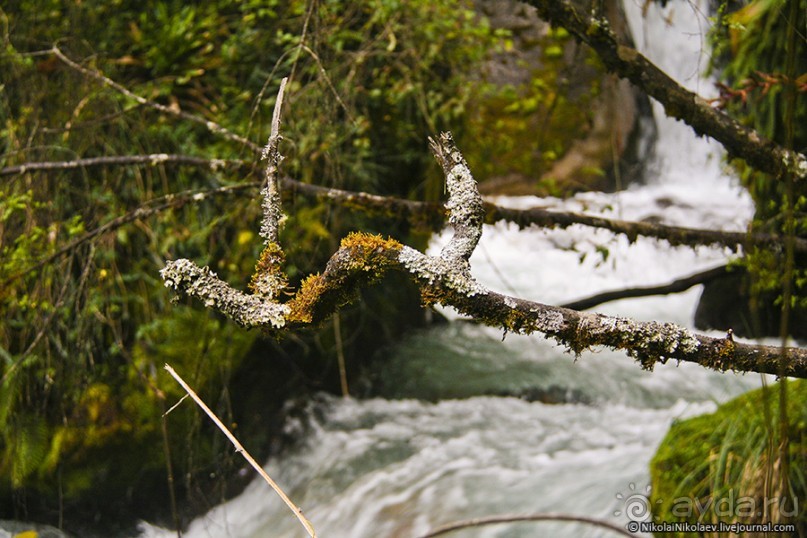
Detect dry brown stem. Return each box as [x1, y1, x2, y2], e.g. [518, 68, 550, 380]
[164, 364, 316, 537]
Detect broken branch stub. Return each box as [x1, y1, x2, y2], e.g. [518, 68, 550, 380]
[259, 77, 288, 247]
[252, 77, 289, 300]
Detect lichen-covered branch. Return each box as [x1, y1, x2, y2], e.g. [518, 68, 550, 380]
[160, 132, 807, 379]
[484, 203, 807, 253]
[252, 79, 290, 300]
[523, 0, 807, 181]
[160, 259, 289, 328]
[429, 132, 484, 262]
[259, 77, 287, 246]
[7, 155, 807, 255]
[166, 228, 807, 377]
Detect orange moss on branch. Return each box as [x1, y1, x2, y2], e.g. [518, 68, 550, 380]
[250, 242, 288, 299]
[284, 233, 403, 326]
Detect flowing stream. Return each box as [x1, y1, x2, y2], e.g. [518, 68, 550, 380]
[141, 1, 765, 536]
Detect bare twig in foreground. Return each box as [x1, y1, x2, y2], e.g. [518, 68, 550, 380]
[419, 513, 640, 538]
[163, 364, 317, 538]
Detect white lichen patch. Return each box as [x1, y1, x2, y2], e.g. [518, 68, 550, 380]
[577, 313, 700, 357]
[251, 271, 285, 300]
[398, 246, 486, 297]
[432, 132, 484, 263]
[259, 184, 283, 243]
[794, 154, 807, 179]
[441, 164, 483, 259]
[160, 259, 289, 328]
[445, 165, 480, 224]
[539, 309, 565, 333]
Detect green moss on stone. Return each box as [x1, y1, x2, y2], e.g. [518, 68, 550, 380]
[650, 380, 807, 534]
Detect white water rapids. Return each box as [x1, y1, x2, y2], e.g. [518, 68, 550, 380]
[141, 1, 766, 536]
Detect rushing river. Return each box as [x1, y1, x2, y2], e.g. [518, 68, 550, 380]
[141, 1, 766, 536]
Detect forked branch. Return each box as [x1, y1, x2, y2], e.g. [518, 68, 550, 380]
[161, 127, 807, 379]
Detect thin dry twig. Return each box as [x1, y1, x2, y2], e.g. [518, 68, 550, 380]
[288, 0, 317, 87]
[561, 264, 729, 311]
[51, 46, 261, 153]
[418, 513, 641, 538]
[0, 153, 249, 176]
[163, 363, 317, 538]
[299, 43, 354, 123]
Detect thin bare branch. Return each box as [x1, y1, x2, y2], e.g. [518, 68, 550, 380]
[0, 153, 250, 176]
[6, 154, 807, 254]
[163, 364, 316, 538]
[561, 264, 729, 310]
[419, 513, 640, 538]
[51, 46, 262, 153]
[288, 0, 317, 87]
[483, 203, 807, 253]
[299, 43, 354, 123]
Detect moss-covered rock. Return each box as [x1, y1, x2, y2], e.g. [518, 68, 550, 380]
[461, 0, 654, 196]
[650, 380, 807, 535]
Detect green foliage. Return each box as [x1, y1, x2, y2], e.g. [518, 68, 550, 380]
[651, 380, 807, 532]
[0, 0, 506, 525]
[711, 0, 807, 306]
[713, 0, 807, 149]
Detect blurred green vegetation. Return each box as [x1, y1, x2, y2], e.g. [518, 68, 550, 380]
[462, 25, 604, 195]
[711, 0, 807, 311]
[0, 0, 515, 530]
[0, 0, 619, 531]
[651, 380, 807, 534]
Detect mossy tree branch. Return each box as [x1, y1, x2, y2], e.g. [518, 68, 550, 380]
[522, 0, 807, 181]
[7, 154, 807, 291]
[251, 77, 289, 301]
[161, 132, 807, 379]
